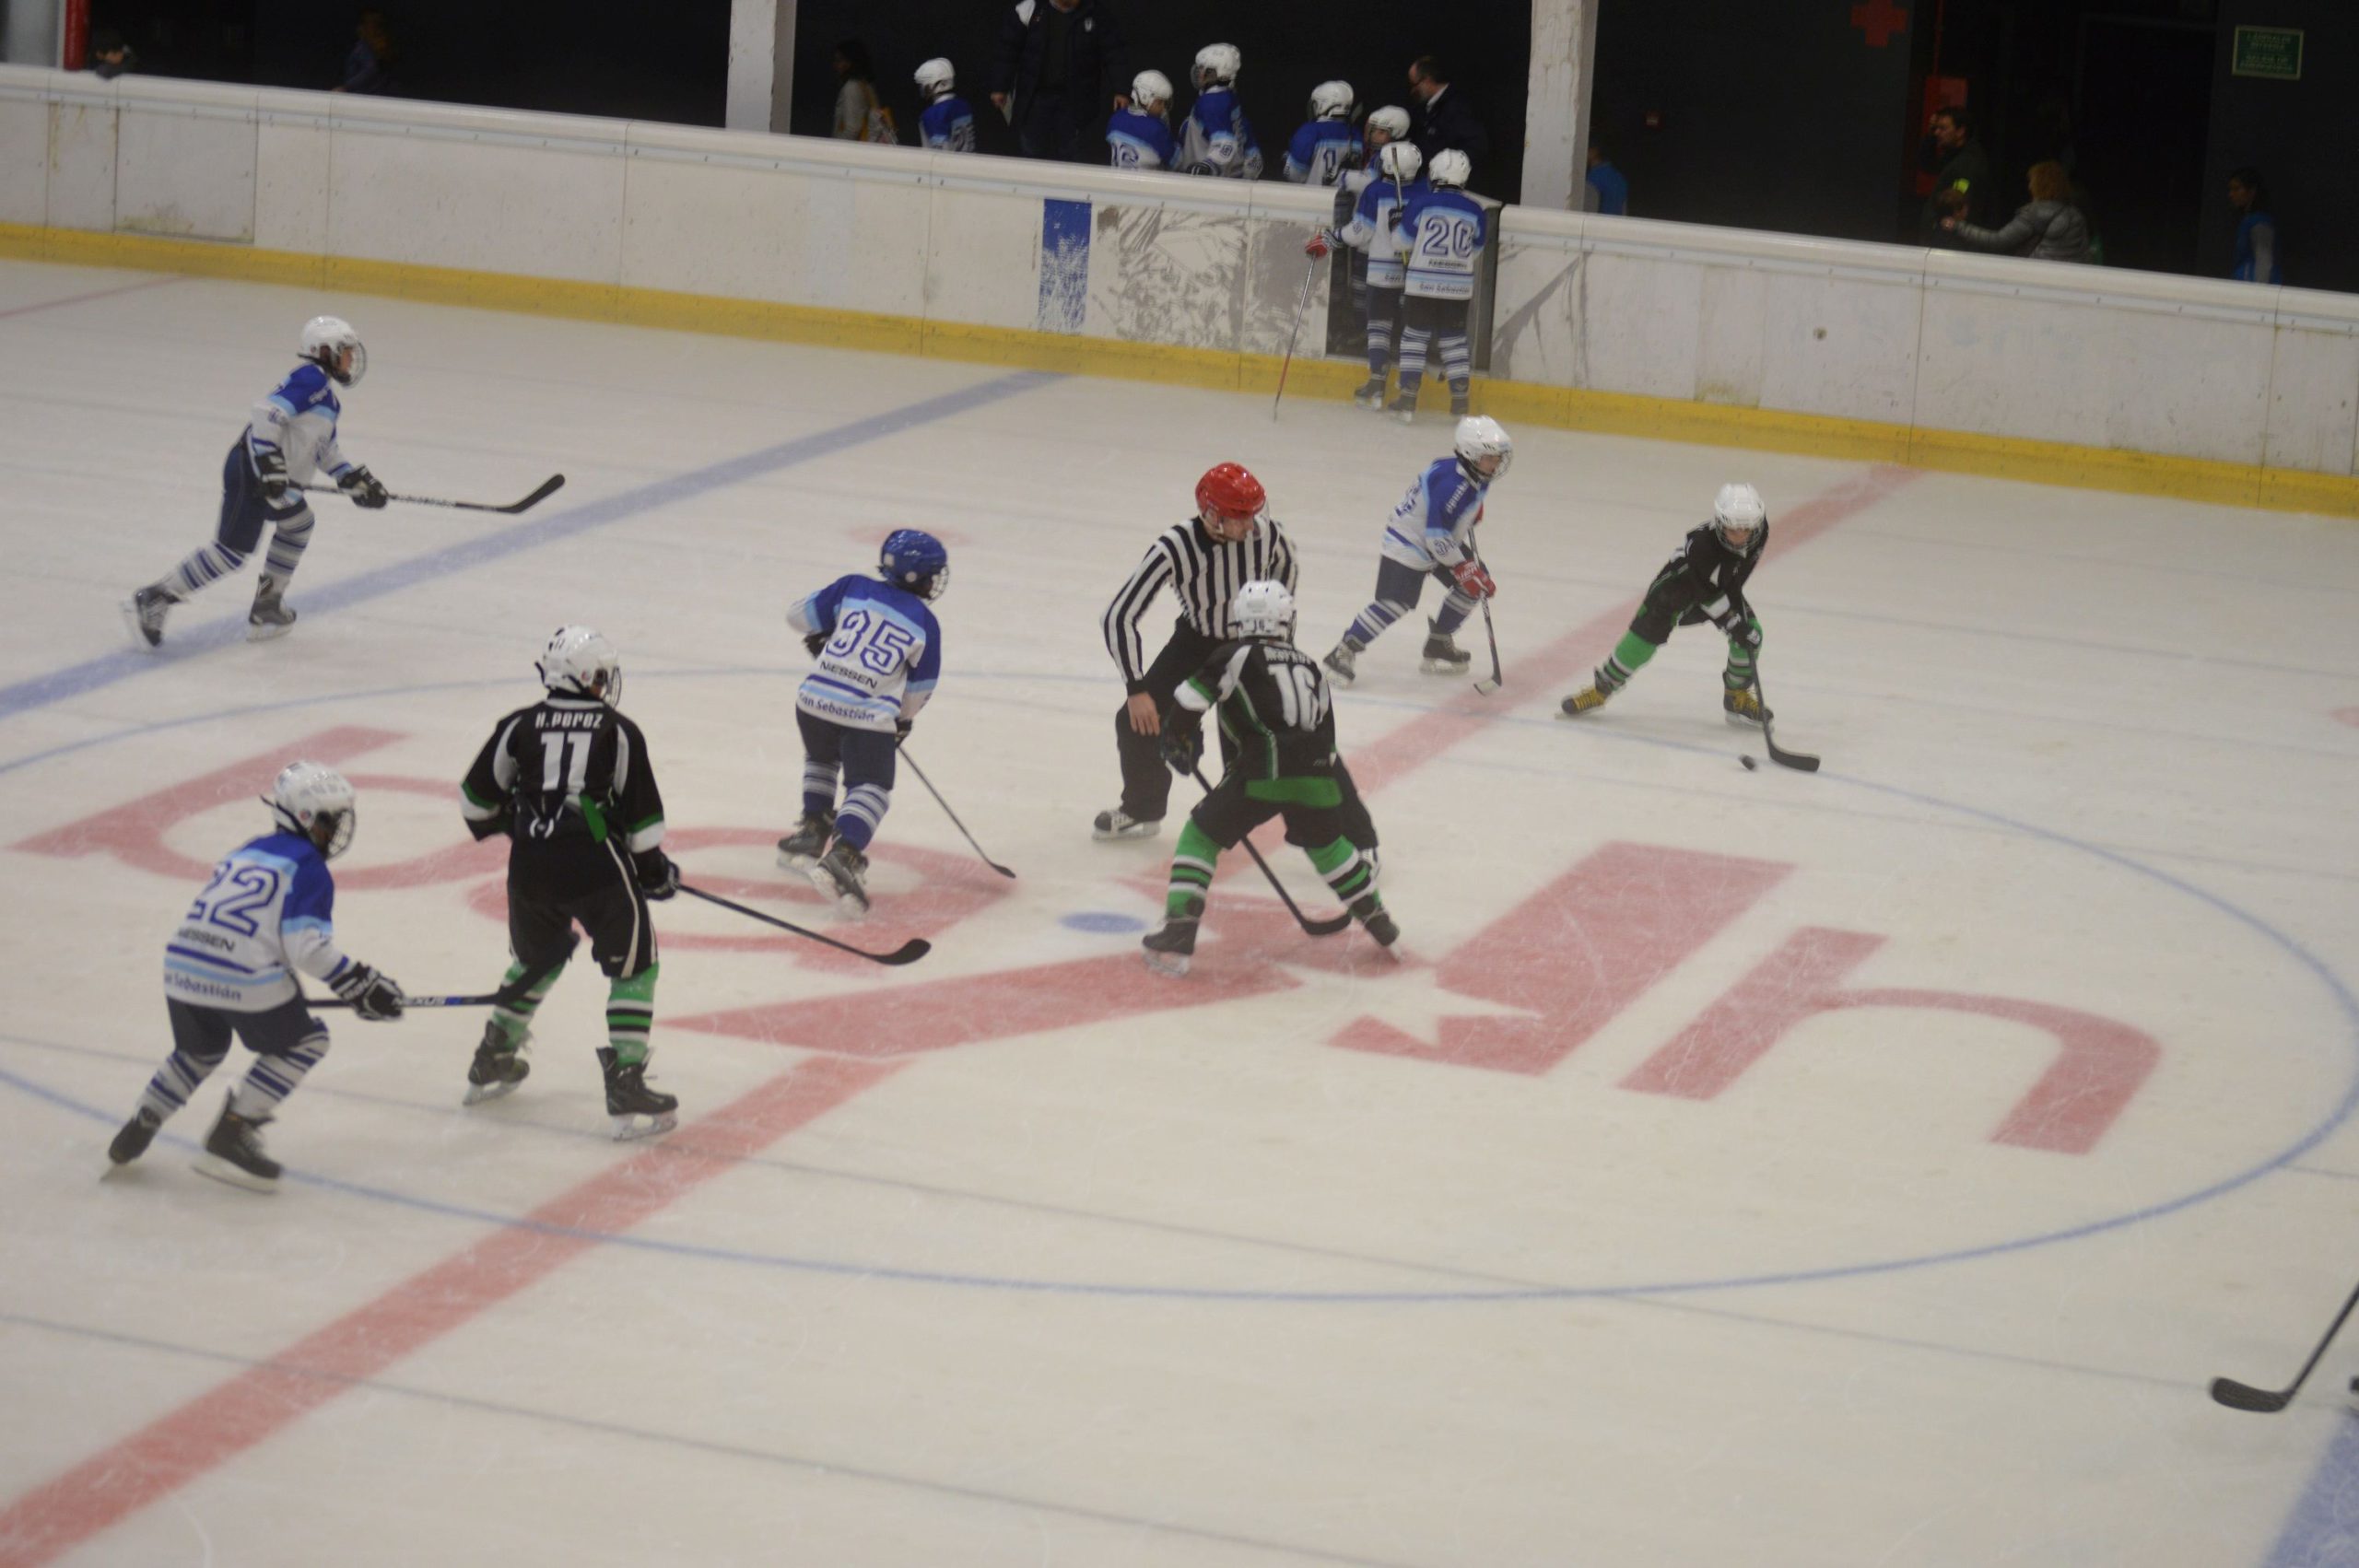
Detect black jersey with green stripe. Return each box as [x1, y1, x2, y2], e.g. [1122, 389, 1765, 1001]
[1177, 638, 1340, 786]
[1652, 520, 1769, 623]
[460, 696, 666, 852]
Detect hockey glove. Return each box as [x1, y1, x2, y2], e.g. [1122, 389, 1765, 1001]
[1305, 229, 1336, 259]
[894, 717, 914, 742]
[464, 807, 511, 843]
[1714, 607, 1763, 650]
[1449, 558, 1498, 601]
[253, 447, 291, 502]
[1160, 720, 1204, 777]
[331, 963, 405, 1021]
[804, 630, 827, 658]
[632, 848, 681, 901]
[338, 466, 390, 509]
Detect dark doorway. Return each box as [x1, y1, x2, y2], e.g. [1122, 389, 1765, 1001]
[2071, 14, 2213, 274]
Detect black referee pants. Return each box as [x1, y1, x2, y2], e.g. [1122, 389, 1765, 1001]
[1115, 619, 1224, 822]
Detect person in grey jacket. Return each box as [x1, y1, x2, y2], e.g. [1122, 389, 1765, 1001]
[1942, 160, 2091, 263]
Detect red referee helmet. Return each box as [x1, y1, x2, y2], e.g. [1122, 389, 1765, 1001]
[1194, 462, 1267, 539]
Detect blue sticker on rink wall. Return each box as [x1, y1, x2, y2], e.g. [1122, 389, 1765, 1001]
[1038, 198, 1090, 333]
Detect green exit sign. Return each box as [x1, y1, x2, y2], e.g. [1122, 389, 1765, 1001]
[2232, 26, 2304, 80]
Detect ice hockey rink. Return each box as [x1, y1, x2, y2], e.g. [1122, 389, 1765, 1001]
[2, 254, 2356, 1567]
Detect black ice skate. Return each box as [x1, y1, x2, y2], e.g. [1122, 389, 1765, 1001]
[121, 584, 180, 649]
[1322, 640, 1360, 686]
[464, 1021, 531, 1106]
[1723, 685, 1770, 726]
[1559, 684, 1611, 718]
[774, 811, 834, 870]
[1350, 893, 1401, 954]
[194, 1106, 281, 1192]
[1387, 392, 1419, 424]
[1091, 807, 1161, 842]
[1353, 377, 1388, 408]
[1449, 391, 1472, 417]
[808, 838, 871, 918]
[598, 1046, 678, 1141]
[246, 574, 297, 643]
[107, 1106, 162, 1167]
[1419, 619, 1473, 675]
[1141, 915, 1200, 977]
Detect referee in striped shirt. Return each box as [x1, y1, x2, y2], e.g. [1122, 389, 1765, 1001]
[1096, 462, 1300, 839]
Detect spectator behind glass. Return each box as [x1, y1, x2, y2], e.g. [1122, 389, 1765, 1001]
[1405, 56, 1490, 191]
[1942, 160, 2091, 263]
[834, 40, 898, 144]
[2228, 168, 2282, 285]
[1584, 142, 1626, 216]
[1917, 107, 1991, 241]
[331, 10, 394, 95]
[991, 0, 1132, 164]
[88, 27, 136, 79]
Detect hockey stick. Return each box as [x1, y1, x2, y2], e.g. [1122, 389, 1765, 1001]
[678, 883, 931, 965]
[899, 746, 1015, 878]
[1187, 765, 1353, 936]
[2210, 1276, 2359, 1412]
[1751, 663, 1820, 773]
[1270, 252, 1321, 419]
[300, 474, 566, 515]
[1471, 549, 1504, 695]
[313, 953, 568, 1012]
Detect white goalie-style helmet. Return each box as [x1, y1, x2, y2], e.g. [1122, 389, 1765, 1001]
[536, 625, 624, 708]
[1427, 149, 1473, 190]
[1309, 80, 1356, 122]
[267, 760, 358, 860]
[1378, 141, 1423, 182]
[1131, 69, 1174, 111]
[1712, 483, 1767, 546]
[1365, 105, 1411, 145]
[1192, 42, 1241, 90]
[913, 57, 956, 99]
[1454, 415, 1513, 482]
[299, 315, 367, 387]
[1232, 579, 1297, 642]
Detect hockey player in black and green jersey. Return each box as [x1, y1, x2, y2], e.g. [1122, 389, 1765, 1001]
[1143, 579, 1397, 977]
[1560, 483, 1773, 724]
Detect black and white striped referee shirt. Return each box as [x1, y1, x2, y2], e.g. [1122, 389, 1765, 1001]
[1102, 517, 1301, 692]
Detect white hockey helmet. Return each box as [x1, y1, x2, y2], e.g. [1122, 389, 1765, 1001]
[1131, 69, 1174, 111]
[299, 315, 367, 387]
[1427, 149, 1473, 190]
[1191, 42, 1241, 90]
[1232, 579, 1297, 642]
[1365, 105, 1411, 145]
[1378, 141, 1423, 182]
[536, 625, 623, 708]
[1712, 482, 1767, 547]
[1454, 415, 1513, 482]
[913, 57, 956, 99]
[267, 759, 358, 860]
[1308, 80, 1356, 122]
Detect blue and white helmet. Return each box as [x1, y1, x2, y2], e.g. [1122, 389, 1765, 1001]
[1232, 579, 1296, 642]
[879, 529, 949, 601]
[267, 760, 358, 860]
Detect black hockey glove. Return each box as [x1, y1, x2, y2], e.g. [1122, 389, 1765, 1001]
[1161, 720, 1203, 776]
[338, 466, 390, 509]
[464, 807, 511, 842]
[332, 963, 405, 1020]
[1714, 606, 1763, 650]
[804, 630, 827, 658]
[632, 848, 681, 901]
[254, 447, 290, 502]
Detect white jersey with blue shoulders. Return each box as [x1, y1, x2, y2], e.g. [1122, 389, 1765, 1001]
[245, 362, 354, 486]
[164, 830, 358, 1012]
[786, 575, 945, 733]
[1175, 88, 1262, 179]
[921, 96, 977, 152]
[1107, 108, 1176, 170]
[1342, 175, 1426, 289]
[1400, 187, 1488, 300]
[1379, 455, 1488, 570]
[1284, 120, 1361, 185]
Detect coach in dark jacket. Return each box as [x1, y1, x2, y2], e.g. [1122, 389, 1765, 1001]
[991, 0, 1131, 163]
[1406, 55, 1491, 189]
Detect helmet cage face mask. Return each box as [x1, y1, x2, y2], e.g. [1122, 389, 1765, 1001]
[266, 763, 358, 860]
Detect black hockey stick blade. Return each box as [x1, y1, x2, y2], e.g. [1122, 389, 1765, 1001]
[900, 747, 1015, 878]
[1188, 766, 1354, 937]
[680, 883, 931, 965]
[2209, 1377, 2294, 1413]
[1752, 668, 1820, 772]
[299, 474, 565, 515]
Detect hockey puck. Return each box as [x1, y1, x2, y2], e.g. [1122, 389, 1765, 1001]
[1741, 755, 1759, 771]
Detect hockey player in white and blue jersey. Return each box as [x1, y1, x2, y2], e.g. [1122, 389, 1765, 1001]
[1307, 140, 1425, 408]
[107, 761, 405, 1191]
[123, 316, 390, 648]
[914, 58, 977, 152]
[1390, 149, 1487, 420]
[1323, 416, 1513, 683]
[1174, 43, 1262, 179]
[1283, 80, 1360, 185]
[1107, 70, 1177, 170]
[778, 531, 949, 917]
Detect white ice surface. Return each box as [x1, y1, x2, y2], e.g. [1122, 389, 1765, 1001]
[2, 260, 2358, 1567]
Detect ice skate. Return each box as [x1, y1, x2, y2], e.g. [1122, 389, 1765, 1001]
[107, 1106, 162, 1167]
[1387, 392, 1418, 424]
[1419, 620, 1473, 675]
[246, 574, 297, 642]
[1321, 640, 1360, 686]
[121, 584, 179, 649]
[774, 811, 834, 870]
[598, 1046, 678, 1141]
[1350, 894, 1401, 954]
[1559, 684, 1610, 718]
[1723, 685, 1770, 727]
[463, 1021, 530, 1105]
[1141, 916, 1200, 977]
[1092, 807, 1160, 842]
[1352, 377, 1388, 408]
[1449, 391, 1472, 417]
[808, 838, 870, 918]
[194, 1106, 281, 1192]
